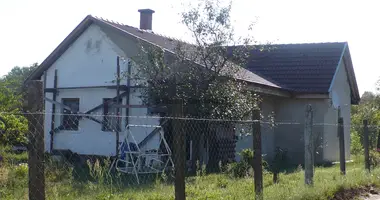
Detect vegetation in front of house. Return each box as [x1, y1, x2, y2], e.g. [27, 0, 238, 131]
[1, 146, 380, 200]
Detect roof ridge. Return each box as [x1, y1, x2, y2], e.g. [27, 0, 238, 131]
[92, 15, 190, 45]
[255, 41, 348, 46]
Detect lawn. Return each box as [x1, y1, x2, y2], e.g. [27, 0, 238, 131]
[1, 151, 380, 200]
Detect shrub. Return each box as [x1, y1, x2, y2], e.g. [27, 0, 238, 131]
[227, 161, 250, 178]
[369, 150, 380, 168]
[14, 163, 28, 178]
[351, 130, 363, 155]
[226, 149, 254, 178]
[226, 149, 269, 178]
[240, 149, 253, 166]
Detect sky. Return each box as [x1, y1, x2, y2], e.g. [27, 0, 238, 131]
[0, 0, 379, 95]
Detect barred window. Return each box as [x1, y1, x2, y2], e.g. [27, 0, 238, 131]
[61, 98, 79, 131]
[102, 98, 122, 131]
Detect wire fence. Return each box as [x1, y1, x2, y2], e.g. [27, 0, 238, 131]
[1, 109, 380, 199]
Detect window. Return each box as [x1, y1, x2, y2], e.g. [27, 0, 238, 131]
[102, 98, 122, 131]
[61, 98, 80, 131]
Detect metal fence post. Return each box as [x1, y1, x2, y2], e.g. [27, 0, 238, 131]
[304, 104, 314, 185]
[252, 108, 263, 200]
[363, 119, 370, 172]
[173, 99, 185, 200]
[26, 80, 45, 200]
[338, 117, 345, 175]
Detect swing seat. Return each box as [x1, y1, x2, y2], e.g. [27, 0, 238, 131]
[109, 124, 174, 184]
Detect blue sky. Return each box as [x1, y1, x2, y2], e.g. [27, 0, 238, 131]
[0, 0, 379, 95]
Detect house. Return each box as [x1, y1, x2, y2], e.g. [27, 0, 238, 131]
[25, 9, 360, 165]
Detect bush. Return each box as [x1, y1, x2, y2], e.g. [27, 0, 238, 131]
[351, 130, 363, 155]
[240, 149, 253, 166]
[369, 150, 380, 168]
[226, 149, 268, 178]
[14, 163, 28, 178]
[227, 161, 250, 178]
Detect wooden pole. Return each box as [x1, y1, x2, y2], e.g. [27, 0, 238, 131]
[304, 104, 314, 185]
[173, 99, 185, 200]
[338, 117, 346, 175]
[125, 59, 132, 128]
[116, 56, 121, 157]
[252, 108, 263, 200]
[49, 69, 57, 152]
[26, 80, 45, 200]
[363, 119, 370, 172]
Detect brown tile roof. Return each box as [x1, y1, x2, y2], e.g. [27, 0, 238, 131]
[239, 42, 347, 93]
[25, 15, 359, 102]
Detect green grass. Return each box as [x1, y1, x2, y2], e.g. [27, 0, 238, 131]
[1, 154, 380, 200]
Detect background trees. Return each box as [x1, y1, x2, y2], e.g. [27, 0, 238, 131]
[350, 81, 380, 154]
[0, 64, 37, 145]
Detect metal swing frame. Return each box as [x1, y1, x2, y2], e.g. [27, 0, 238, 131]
[109, 124, 174, 184]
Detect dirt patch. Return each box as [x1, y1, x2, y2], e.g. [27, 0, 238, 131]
[331, 185, 379, 200]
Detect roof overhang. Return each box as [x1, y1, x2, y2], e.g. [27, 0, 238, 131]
[244, 81, 291, 98]
[327, 43, 360, 105]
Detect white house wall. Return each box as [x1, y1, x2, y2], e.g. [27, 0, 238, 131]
[274, 98, 327, 164]
[324, 60, 351, 161]
[45, 24, 128, 88]
[43, 24, 160, 156]
[234, 97, 276, 161]
[49, 88, 123, 156]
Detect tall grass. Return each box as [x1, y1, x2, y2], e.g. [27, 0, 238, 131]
[1, 152, 380, 200]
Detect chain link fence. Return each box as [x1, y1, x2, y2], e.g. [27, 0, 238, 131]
[0, 110, 380, 199]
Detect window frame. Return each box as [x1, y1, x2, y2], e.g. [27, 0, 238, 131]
[61, 98, 80, 131]
[102, 98, 122, 132]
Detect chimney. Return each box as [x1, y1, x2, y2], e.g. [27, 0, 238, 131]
[138, 9, 155, 30]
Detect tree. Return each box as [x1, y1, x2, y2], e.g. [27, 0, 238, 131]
[351, 91, 380, 153]
[131, 0, 258, 119]
[0, 63, 38, 146]
[2, 63, 38, 95]
[360, 91, 376, 104]
[129, 0, 260, 173]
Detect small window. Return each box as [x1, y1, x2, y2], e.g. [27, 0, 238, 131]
[61, 98, 80, 131]
[102, 98, 122, 132]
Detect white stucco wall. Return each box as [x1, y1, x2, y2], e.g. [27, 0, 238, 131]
[234, 97, 276, 161]
[273, 98, 327, 164]
[323, 60, 351, 161]
[271, 61, 352, 164]
[43, 24, 160, 156]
